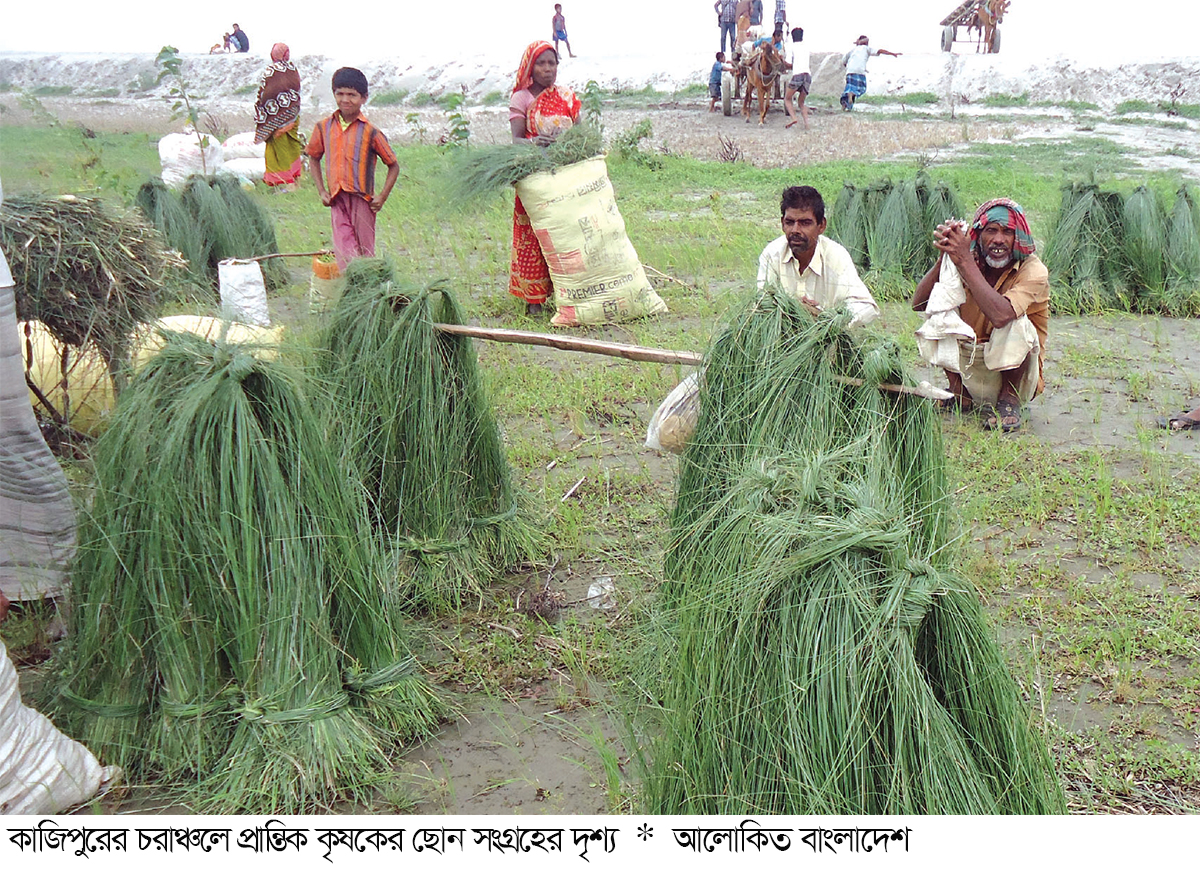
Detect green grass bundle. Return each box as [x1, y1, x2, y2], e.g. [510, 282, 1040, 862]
[1045, 183, 1127, 313]
[136, 174, 286, 292]
[447, 122, 604, 202]
[1121, 185, 1167, 299]
[0, 194, 178, 379]
[319, 260, 547, 610]
[1164, 186, 1200, 314]
[867, 176, 925, 279]
[830, 183, 867, 267]
[50, 330, 441, 811]
[639, 292, 1064, 815]
[827, 175, 964, 295]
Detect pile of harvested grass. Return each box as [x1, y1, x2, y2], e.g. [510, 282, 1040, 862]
[639, 292, 1064, 815]
[136, 175, 286, 293]
[828, 173, 964, 294]
[446, 123, 604, 201]
[49, 330, 442, 812]
[1046, 182, 1200, 315]
[0, 194, 179, 381]
[319, 261, 547, 611]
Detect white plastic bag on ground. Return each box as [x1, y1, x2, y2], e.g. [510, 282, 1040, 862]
[515, 156, 668, 326]
[158, 131, 224, 189]
[222, 131, 265, 160]
[219, 158, 266, 186]
[645, 371, 701, 454]
[0, 637, 119, 814]
[217, 259, 271, 327]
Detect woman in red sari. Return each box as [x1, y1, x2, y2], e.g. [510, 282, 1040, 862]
[509, 41, 581, 316]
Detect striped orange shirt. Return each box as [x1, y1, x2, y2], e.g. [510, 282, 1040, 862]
[306, 112, 397, 199]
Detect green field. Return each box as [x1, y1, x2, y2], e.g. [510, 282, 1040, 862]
[2, 113, 1199, 815]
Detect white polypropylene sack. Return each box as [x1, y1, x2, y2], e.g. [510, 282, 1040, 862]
[0, 637, 117, 814]
[222, 131, 265, 160]
[220, 158, 266, 186]
[158, 131, 224, 189]
[514, 156, 668, 326]
[645, 371, 701, 454]
[217, 259, 271, 327]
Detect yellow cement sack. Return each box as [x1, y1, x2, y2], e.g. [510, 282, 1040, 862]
[19, 321, 115, 436]
[514, 156, 668, 327]
[22, 317, 282, 435]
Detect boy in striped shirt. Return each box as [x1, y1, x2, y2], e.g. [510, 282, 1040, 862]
[306, 67, 400, 269]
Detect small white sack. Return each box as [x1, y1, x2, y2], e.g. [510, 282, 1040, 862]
[218, 259, 271, 327]
[222, 131, 266, 160]
[219, 158, 266, 186]
[0, 638, 118, 814]
[645, 371, 701, 454]
[158, 131, 224, 189]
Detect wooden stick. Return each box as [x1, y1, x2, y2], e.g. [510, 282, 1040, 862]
[433, 322, 704, 366]
[226, 250, 333, 263]
[433, 322, 952, 400]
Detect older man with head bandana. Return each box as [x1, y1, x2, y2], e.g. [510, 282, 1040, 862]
[912, 198, 1049, 432]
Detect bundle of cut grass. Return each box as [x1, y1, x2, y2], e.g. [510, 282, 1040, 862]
[447, 122, 603, 201]
[136, 175, 286, 292]
[1121, 185, 1167, 299]
[1044, 182, 1127, 313]
[640, 292, 1064, 815]
[319, 260, 547, 610]
[50, 330, 441, 811]
[827, 174, 963, 292]
[1165, 186, 1200, 313]
[830, 184, 867, 267]
[0, 194, 179, 382]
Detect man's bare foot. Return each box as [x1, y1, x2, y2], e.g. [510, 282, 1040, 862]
[785, 120, 798, 128]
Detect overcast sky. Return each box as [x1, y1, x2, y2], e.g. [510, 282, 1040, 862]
[1, 0, 1196, 64]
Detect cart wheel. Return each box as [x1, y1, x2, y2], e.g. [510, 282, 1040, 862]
[990, 26, 1001, 53]
[941, 25, 954, 52]
[721, 72, 733, 116]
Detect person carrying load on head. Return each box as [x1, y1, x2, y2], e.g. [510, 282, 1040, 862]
[912, 198, 1049, 432]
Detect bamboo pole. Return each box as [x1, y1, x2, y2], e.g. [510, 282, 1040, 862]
[432, 323, 953, 401]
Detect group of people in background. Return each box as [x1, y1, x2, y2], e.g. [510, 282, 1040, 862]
[711, 2, 901, 120]
[210, 23, 249, 54]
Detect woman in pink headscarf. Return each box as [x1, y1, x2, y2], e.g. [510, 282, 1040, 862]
[508, 40, 581, 316]
[254, 43, 303, 190]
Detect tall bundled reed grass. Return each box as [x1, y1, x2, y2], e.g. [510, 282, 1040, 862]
[639, 292, 1064, 814]
[136, 175, 287, 293]
[446, 123, 604, 201]
[1046, 182, 1200, 315]
[828, 174, 964, 298]
[319, 261, 548, 611]
[50, 330, 441, 811]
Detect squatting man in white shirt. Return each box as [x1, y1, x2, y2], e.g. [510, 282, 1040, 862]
[757, 185, 880, 328]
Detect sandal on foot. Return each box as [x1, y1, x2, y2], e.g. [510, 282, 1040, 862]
[1157, 412, 1200, 430]
[525, 302, 544, 316]
[984, 398, 1022, 432]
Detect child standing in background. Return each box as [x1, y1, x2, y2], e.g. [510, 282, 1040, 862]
[552, 5, 576, 58]
[305, 67, 400, 270]
[708, 52, 733, 112]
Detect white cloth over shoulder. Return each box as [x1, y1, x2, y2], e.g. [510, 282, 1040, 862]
[915, 252, 976, 372]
